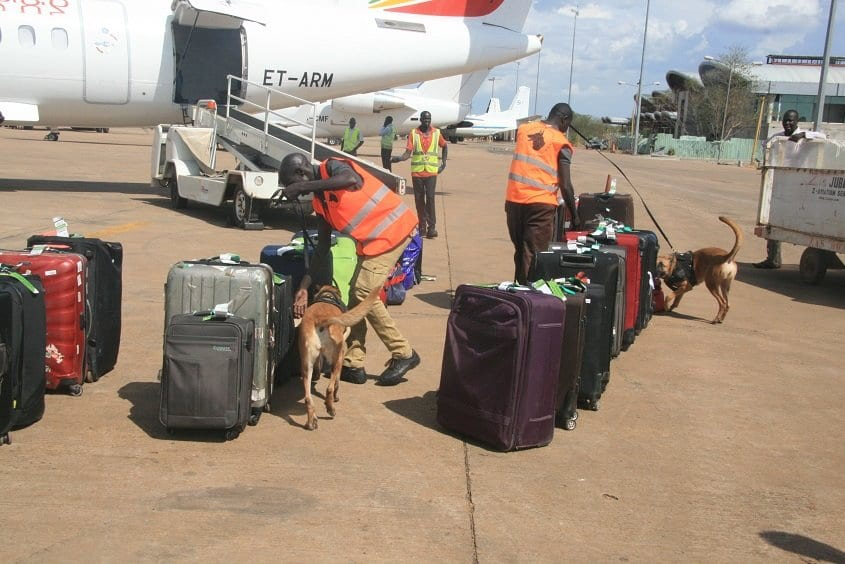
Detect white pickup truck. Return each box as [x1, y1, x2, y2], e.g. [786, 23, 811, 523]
[755, 137, 845, 283]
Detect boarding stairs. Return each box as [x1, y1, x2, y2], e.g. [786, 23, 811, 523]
[194, 76, 405, 193]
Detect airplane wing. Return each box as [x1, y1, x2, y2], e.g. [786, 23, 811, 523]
[173, 0, 266, 27]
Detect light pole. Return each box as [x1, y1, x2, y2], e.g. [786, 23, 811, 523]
[619, 80, 659, 148]
[705, 55, 735, 162]
[534, 51, 541, 115]
[488, 76, 499, 100]
[567, 5, 579, 104]
[515, 61, 521, 94]
[632, 0, 651, 156]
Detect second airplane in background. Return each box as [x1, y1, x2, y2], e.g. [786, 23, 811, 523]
[443, 86, 534, 141]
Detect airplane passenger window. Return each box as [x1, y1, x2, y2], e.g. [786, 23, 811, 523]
[52, 28, 68, 50]
[18, 26, 36, 48]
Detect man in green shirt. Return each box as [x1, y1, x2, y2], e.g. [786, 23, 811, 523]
[379, 116, 395, 171]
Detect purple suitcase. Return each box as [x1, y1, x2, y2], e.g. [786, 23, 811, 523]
[437, 284, 565, 451]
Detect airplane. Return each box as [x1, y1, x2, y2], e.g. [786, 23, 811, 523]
[443, 85, 533, 140]
[0, 0, 542, 131]
[270, 70, 492, 140]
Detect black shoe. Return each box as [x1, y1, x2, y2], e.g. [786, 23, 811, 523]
[340, 365, 367, 384]
[427, 228, 438, 239]
[753, 260, 780, 269]
[376, 350, 420, 386]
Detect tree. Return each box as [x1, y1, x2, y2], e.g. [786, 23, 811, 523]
[687, 46, 759, 140]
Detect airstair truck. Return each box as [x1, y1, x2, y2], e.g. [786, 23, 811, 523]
[151, 76, 405, 229]
[755, 137, 845, 283]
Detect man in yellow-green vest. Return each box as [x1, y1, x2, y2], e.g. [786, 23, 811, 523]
[392, 110, 447, 239]
[341, 117, 364, 156]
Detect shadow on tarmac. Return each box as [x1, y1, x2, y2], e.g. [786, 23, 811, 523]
[0, 178, 151, 194]
[736, 261, 845, 310]
[383, 390, 439, 432]
[118, 380, 230, 443]
[759, 531, 845, 563]
[134, 195, 315, 233]
[412, 291, 453, 310]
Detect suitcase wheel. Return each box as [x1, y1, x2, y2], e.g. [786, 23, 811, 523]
[69, 383, 83, 397]
[1, 433, 10, 446]
[262, 402, 272, 413]
[225, 427, 242, 440]
[563, 418, 577, 431]
[248, 409, 262, 426]
[84, 369, 98, 384]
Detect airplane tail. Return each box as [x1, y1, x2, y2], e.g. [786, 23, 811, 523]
[370, 1, 532, 31]
[486, 98, 502, 114]
[507, 86, 530, 118]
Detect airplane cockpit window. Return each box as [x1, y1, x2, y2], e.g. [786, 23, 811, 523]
[51, 28, 68, 50]
[18, 25, 36, 48]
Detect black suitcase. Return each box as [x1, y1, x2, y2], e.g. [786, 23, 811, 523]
[578, 192, 635, 228]
[27, 235, 123, 381]
[630, 230, 659, 332]
[529, 247, 621, 361]
[556, 284, 587, 430]
[579, 283, 613, 410]
[0, 268, 47, 444]
[437, 284, 565, 451]
[160, 312, 255, 439]
[272, 273, 295, 382]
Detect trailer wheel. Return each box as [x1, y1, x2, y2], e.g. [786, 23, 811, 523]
[230, 187, 250, 228]
[166, 177, 187, 209]
[799, 247, 828, 285]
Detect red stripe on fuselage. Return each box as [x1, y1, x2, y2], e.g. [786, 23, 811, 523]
[385, 0, 505, 17]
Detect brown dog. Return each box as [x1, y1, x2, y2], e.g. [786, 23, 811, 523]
[655, 216, 743, 324]
[298, 285, 380, 430]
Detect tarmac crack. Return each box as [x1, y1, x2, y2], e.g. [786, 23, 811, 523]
[463, 442, 480, 564]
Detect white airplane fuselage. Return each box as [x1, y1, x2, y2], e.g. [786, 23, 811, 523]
[0, 0, 541, 128]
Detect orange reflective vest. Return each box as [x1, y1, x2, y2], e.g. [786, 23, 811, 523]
[315, 158, 418, 256]
[505, 121, 573, 206]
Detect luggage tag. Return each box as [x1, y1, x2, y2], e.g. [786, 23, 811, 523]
[218, 253, 240, 264]
[53, 217, 69, 237]
[202, 303, 231, 321]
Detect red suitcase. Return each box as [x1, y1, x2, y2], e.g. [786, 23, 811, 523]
[0, 250, 87, 395]
[564, 232, 642, 350]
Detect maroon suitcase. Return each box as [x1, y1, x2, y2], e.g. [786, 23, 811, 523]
[437, 284, 565, 451]
[0, 249, 87, 395]
[578, 193, 635, 228]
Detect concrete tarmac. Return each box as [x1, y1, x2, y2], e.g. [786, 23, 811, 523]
[1, 127, 843, 563]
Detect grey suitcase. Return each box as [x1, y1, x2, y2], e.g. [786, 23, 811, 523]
[164, 257, 275, 424]
[160, 312, 254, 439]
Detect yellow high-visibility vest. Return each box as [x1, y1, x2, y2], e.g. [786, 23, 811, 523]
[410, 128, 441, 174]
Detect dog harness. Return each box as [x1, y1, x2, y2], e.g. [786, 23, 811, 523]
[312, 290, 347, 312]
[665, 251, 697, 291]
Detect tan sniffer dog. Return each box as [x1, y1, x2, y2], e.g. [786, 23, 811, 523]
[298, 285, 380, 430]
[655, 216, 743, 324]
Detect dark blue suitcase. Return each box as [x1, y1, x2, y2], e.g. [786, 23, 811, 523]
[437, 284, 565, 451]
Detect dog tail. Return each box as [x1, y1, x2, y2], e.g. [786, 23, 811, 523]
[322, 286, 382, 329]
[719, 216, 744, 263]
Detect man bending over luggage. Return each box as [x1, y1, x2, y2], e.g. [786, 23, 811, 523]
[505, 102, 581, 285]
[278, 153, 420, 386]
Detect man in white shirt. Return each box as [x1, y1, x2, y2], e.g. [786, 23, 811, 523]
[754, 109, 827, 269]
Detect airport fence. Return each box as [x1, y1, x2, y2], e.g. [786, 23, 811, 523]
[615, 133, 764, 163]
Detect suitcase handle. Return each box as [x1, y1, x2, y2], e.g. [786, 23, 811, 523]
[558, 254, 596, 268]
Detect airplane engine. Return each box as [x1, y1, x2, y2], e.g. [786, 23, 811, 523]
[331, 93, 405, 114]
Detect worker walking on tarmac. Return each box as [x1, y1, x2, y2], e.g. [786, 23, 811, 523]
[341, 117, 364, 156]
[379, 116, 395, 171]
[505, 102, 581, 285]
[392, 110, 447, 239]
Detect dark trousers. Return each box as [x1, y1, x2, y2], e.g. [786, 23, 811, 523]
[412, 175, 438, 232]
[381, 148, 392, 171]
[505, 201, 556, 285]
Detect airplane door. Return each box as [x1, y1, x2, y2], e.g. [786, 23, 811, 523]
[81, 0, 130, 104]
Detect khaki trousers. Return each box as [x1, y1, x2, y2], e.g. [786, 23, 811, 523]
[345, 235, 413, 368]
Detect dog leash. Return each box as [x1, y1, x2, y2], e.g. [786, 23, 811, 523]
[570, 125, 675, 251]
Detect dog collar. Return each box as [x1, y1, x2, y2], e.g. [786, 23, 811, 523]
[313, 290, 347, 312]
[665, 252, 697, 290]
